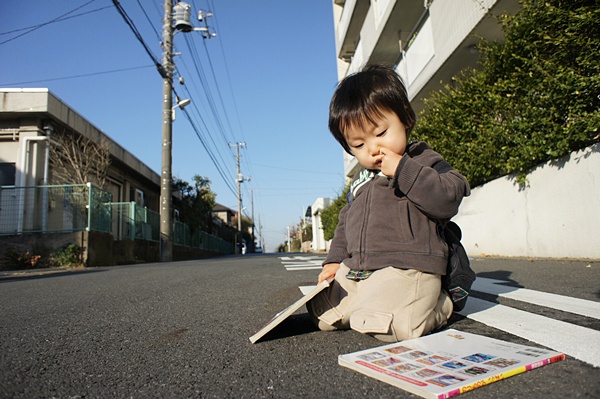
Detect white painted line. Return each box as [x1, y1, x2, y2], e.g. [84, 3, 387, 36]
[285, 266, 323, 271]
[473, 278, 600, 320]
[281, 263, 315, 267]
[458, 297, 600, 367]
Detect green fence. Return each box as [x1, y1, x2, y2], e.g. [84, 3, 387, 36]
[173, 220, 234, 254]
[0, 184, 234, 255]
[111, 202, 160, 241]
[0, 184, 112, 234]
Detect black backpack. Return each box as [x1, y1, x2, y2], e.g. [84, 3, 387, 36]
[439, 221, 476, 312]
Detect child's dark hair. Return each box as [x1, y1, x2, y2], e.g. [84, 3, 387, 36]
[329, 64, 416, 154]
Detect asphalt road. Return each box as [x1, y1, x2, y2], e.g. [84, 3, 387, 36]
[0, 254, 598, 398]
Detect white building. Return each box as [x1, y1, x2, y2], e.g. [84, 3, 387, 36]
[310, 197, 333, 252]
[331, 0, 520, 179]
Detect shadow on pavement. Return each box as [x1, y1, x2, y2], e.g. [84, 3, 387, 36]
[253, 313, 319, 343]
[0, 268, 105, 283]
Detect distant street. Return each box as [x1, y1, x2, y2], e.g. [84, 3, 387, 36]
[1, 254, 598, 398]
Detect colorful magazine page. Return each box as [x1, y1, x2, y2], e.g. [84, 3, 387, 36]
[338, 329, 565, 399]
[249, 278, 331, 344]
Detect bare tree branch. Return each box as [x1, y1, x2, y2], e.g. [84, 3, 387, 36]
[49, 128, 111, 188]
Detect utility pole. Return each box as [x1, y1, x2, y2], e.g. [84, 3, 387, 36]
[160, 0, 174, 262]
[230, 142, 247, 253]
[159, 1, 215, 262]
[258, 214, 263, 251]
[250, 189, 256, 252]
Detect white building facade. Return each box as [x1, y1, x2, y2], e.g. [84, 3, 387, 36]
[331, 0, 519, 179]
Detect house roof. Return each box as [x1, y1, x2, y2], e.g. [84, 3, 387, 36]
[0, 88, 160, 187]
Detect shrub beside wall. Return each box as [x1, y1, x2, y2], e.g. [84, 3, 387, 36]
[413, 0, 599, 187]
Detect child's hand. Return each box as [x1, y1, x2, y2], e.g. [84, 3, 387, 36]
[319, 263, 340, 284]
[379, 147, 402, 178]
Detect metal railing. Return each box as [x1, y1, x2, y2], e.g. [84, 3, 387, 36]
[0, 184, 112, 234]
[111, 202, 160, 241]
[173, 221, 234, 254]
[0, 184, 234, 255]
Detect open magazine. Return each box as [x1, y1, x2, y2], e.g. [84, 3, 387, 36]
[339, 329, 565, 399]
[249, 278, 330, 344]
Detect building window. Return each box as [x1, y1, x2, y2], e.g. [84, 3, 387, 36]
[0, 163, 16, 186]
[135, 189, 145, 207]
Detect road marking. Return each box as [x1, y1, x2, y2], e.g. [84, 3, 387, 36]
[279, 256, 325, 272]
[458, 297, 600, 367]
[473, 278, 600, 320]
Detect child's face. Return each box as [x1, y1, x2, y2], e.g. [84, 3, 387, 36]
[344, 108, 407, 170]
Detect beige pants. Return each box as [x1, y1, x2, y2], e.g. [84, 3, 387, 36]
[307, 263, 453, 342]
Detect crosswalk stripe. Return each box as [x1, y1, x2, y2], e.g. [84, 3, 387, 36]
[285, 266, 323, 271]
[279, 256, 325, 272]
[458, 297, 600, 367]
[473, 277, 600, 320]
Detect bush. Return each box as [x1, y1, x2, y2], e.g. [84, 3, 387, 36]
[0, 243, 52, 270]
[320, 184, 350, 241]
[413, 0, 599, 187]
[51, 244, 83, 267]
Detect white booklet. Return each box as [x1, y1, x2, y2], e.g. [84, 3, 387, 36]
[249, 278, 331, 344]
[339, 329, 565, 399]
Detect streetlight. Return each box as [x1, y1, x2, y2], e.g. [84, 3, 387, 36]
[171, 98, 191, 120]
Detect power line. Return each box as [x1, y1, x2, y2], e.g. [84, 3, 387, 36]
[0, 5, 112, 37]
[112, 0, 236, 199]
[183, 34, 232, 150]
[0, 65, 154, 86]
[0, 0, 99, 45]
[181, 108, 237, 196]
[111, 0, 167, 79]
[134, 0, 162, 42]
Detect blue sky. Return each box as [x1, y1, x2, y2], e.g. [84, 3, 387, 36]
[0, 1, 345, 252]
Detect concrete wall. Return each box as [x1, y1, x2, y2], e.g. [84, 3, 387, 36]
[455, 143, 600, 259]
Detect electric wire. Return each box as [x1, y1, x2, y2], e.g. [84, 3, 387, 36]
[181, 108, 237, 196]
[179, 36, 236, 182]
[174, 81, 237, 189]
[0, 5, 111, 37]
[199, 36, 236, 146]
[0, 65, 154, 86]
[203, 0, 255, 181]
[206, 0, 247, 144]
[111, 0, 166, 78]
[183, 34, 232, 152]
[135, 0, 162, 42]
[200, 0, 257, 207]
[112, 0, 238, 197]
[0, 0, 99, 45]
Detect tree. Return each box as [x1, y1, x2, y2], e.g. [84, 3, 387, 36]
[173, 175, 216, 233]
[320, 184, 349, 241]
[49, 128, 111, 188]
[413, 0, 599, 187]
